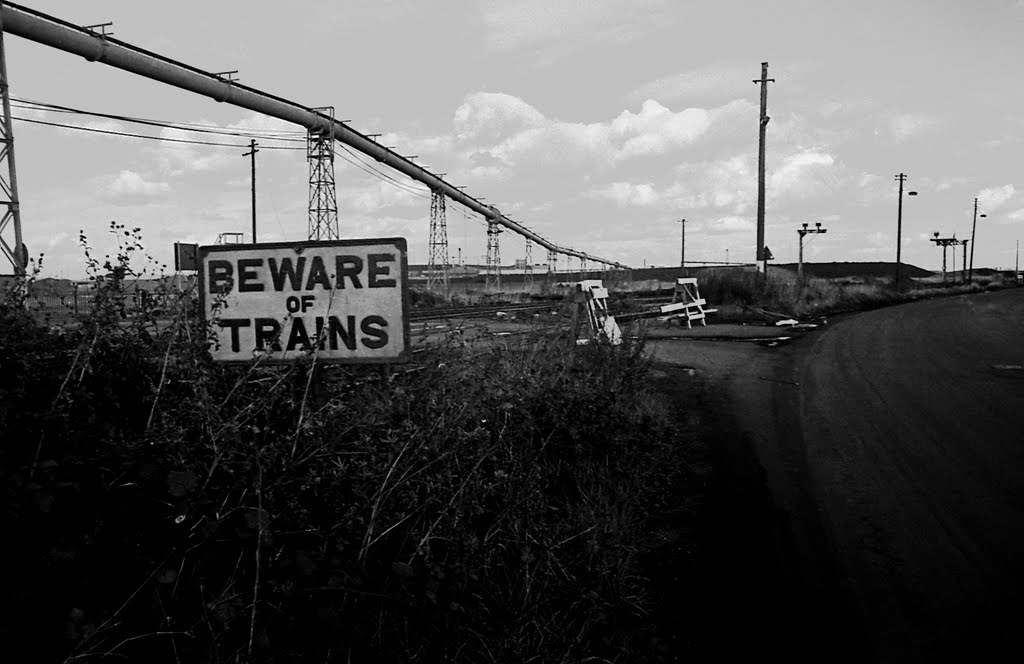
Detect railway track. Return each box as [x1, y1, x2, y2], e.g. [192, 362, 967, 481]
[408, 302, 559, 321]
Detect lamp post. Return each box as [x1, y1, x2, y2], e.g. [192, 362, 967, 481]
[797, 222, 827, 284]
[968, 197, 986, 284]
[894, 173, 918, 291]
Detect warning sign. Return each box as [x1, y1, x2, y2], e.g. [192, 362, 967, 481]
[198, 238, 410, 363]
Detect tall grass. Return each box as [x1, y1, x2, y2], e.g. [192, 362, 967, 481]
[0, 226, 685, 662]
[695, 267, 1014, 321]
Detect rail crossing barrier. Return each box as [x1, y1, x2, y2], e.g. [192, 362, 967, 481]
[578, 277, 718, 342]
[658, 278, 718, 328]
[572, 280, 623, 346]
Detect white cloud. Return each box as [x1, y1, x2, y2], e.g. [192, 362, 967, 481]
[100, 170, 171, 204]
[977, 184, 1015, 211]
[150, 112, 296, 176]
[453, 93, 725, 166]
[1006, 207, 1024, 221]
[340, 179, 426, 213]
[586, 181, 659, 207]
[769, 150, 839, 199]
[866, 231, 890, 246]
[668, 155, 753, 212]
[611, 100, 712, 159]
[153, 127, 235, 175]
[702, 216, 754, 234]
[480, 0, 672, 54]
[628, 62, 751, 104]
[888, 113, 941, 141]
[454, 92, 545, 140]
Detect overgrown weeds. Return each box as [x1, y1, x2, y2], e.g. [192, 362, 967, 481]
[0, 226, 685, 662]
[695, 268, 1015, 321]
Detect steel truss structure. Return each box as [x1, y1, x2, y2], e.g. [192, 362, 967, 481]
[0, 8, 23, 275]
[485, 220, 501, 292]
[427, 189, 449, 293]
[307, 105, 338, 241]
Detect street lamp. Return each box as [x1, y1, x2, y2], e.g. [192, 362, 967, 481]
[968, 197, 987, 284]
[797, 222, 827, 284]
[894, 173, 918, 291]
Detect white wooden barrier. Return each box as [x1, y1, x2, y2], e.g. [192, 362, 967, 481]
[660, 278, 717, 328]
[572, 279, 622, 345]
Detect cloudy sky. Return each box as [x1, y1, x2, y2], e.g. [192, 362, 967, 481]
[5, 0, 1024, 278]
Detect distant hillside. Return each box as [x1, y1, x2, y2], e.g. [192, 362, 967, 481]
[773, 261, 932, 279]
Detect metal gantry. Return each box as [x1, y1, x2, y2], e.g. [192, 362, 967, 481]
[0, 5, 24, 275]
[930, 232, 965, 283]
[307, 106, 339, 241]
[485, 219, 501, 292]
[427, 189, 449, 294]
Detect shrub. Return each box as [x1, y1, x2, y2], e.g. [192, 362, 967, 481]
[0, 227, 683, 663]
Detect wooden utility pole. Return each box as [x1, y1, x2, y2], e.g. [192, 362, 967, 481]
[753, 62, 774, 275]
[962, 240, 969, 284]
[677, 218, 686, 273]
[968, 197, 985, 284]
[243, 139, 259, 243]
[895, 173, 906, 289]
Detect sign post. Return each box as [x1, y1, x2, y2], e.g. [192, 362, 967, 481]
[198, 238, 410, 363]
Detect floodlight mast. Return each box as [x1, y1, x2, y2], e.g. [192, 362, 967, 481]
[797, 221, 827, 284]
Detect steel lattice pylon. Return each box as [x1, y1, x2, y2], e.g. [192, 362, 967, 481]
[427, 189, 449, 293]
[524, 239, 533, 287]
[486, 220, 501, 292]
[0, 15, 25, 276]
[547, 249, 557, 282]
[307, 106, 339, 241]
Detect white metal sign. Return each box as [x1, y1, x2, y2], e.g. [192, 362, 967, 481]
[199, 238, 410, 363]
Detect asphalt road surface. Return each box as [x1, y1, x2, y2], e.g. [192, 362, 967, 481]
[649, 288, 1024, 662]
[799, 288, 1024, 662]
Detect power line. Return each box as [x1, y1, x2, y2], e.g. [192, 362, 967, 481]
[11, 96, 307, 141]
[14, 98, 491, 225]
[13, 115, 266, 148]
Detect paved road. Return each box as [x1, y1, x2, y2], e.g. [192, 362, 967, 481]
[799, 288, 1024, 662]
[649, 288, 1024, 662]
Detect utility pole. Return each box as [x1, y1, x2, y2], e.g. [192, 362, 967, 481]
[243, 139, 258, 243]
[962, 240, 969, 284]
[797, 222, 827, 284]
[968, 197, 986, 284]
[753, 62, 774, 276]
[893, 174, 918, 291]
[677, 218, 686, 273]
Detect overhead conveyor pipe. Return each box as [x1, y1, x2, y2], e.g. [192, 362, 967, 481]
[0, 2, 630, 269]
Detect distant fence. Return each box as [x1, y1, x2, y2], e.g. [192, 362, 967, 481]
[18, 280, 197, 325]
